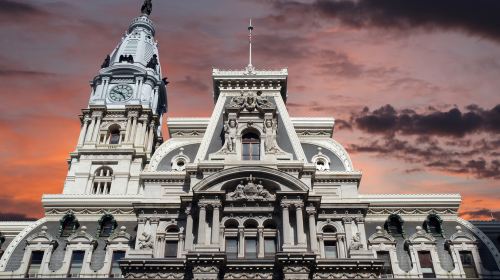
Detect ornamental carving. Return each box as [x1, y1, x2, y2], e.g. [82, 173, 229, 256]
[228, 90, 274, 113]
[226, 175, 275, 201]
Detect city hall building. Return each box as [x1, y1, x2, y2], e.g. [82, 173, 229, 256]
[0, 2, 499, 279]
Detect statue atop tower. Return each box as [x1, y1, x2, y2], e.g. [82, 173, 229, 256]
[141, 0, 152, 16]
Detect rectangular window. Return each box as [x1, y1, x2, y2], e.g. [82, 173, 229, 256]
[251, 143, 260, 160]
[226, 238, 238, 259]
[324, 241, 338, 259]
[378, 251, 393, 278]
[110, 251, 125, 276]
[164, 241, 178, 258]
[460, 251, 478, 278]
[245, 238, 257, 259]
[27, 251, 44, 276]
[418, 251, 435, 278]
[264, 238, 276, 257]
[68, 250, 85, 277]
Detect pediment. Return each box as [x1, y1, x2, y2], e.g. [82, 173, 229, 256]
[193, 166, 309, 193]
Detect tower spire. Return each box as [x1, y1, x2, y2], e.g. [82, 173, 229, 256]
[246, 19, 254, 72]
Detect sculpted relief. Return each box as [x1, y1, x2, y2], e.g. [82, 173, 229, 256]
[226, 176, 276, 201]
[228, 90, 274, 113]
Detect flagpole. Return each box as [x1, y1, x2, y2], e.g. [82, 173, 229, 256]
[248, 19, 253, 68]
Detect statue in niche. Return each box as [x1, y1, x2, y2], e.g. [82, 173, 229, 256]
[263, 119, 278, 153]
[101, 55, 110, 68]
[222, 118, 238, 153]
[141, 0, 153, 16]
[138, 231, 153, 249]
[350, 232, 363, 250]
[146, 54, 158, 69]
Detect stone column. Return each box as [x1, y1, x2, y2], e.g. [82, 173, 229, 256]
[134, 121, 144, 146]
[306, 207, 319, 254]
[129, 116, 137, 142]
[318, 234, 325, 258]
[77, 117, 90, 146]
[178, 232, 185, 257]
[238, 227, 245, 258]
[124, 116, 132, 142]
[281, 202, 292, 246]
[356, 217, 368, 249]
[343, 217, 353, 251]
[338, 234, 346, 258]
[295, 202, 307, 246]
[91, 115, 102, 142]
[146, 123, 155, 154]
[211, 203, 221, 245]
[185, 207, 194, 251]
[258, 227, 265, 258]
[197, 203, 207, 245]
[84, 117, 96, 142]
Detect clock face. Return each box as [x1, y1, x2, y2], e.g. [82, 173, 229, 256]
[109, 84, 133, 102]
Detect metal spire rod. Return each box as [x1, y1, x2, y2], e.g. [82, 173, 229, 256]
[248, 19, 254, 67]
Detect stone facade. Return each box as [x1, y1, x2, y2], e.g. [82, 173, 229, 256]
[0, 2, 499, 280]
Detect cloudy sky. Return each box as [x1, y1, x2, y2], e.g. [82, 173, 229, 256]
[0, 0, 498, 220]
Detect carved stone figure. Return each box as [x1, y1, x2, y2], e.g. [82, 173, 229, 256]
[138, 231, 153, 249]
[263, 119, 278, 153]
[146, 54, 158, 69]
[226, 176, 276, 201]
[350, 232, 363, 250]
[223, 119, 238, 153]
[101, 55, 110, 68]
[255, 91, 272, 109]
[141, 0, 153, 15]
[228, 91, 274, 112]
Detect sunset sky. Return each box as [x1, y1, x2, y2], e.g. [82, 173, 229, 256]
[0, 0, 498, 220]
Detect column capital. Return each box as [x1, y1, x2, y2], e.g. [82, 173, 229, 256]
[306, 207, 317, 215]
[294, 201, 304, 208]
[198, 201, 208, 208]
[342, 217, 353, 223]
[185, 206, 192, 215]
[280, 201, 291, 208]
[355, 217, 365, 223]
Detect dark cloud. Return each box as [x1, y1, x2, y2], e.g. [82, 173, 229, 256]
[0, 0, 47, 17]
[0, 69, 54, 78]
[0, 212, 36, 221]
[353, 104, 500, 137]
[349, 137, 500, 179]
[460, 208, 500, 220]
[272, 0, 500, 42]
[174, 76, 209, 94]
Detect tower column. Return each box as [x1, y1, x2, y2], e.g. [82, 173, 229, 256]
[77, 117, 90, 146]
[307, 206, 319, 254]
[91, 115, 102, 142]
[238, 227, 245, 258]
[124, 116, 132, 142]
[84, 117, 96, 142]
[197, 202, 208, 245]
[258, 227, 264, 258]
[211, 203, 221, 245]
[185, 206, 194, 251]
[295, 202, 307, 246]
[134, 121, 144, 146]
[128, 116, 137, 142]
[146, 123, 155, 154]
[281, 202, 292, 246]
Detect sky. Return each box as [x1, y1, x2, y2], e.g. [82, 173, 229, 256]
[0, 0, 498, 221]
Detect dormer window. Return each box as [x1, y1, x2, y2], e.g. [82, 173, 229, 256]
[385, 214, 404, 237]
[60, 214, 79, 237]
[98, 214, 117, 237]
[424, 214, 443, 236]
[242, 132, 260, 160]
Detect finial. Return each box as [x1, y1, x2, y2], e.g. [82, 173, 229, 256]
[246, 19, 255, 72]
[141, 0, 152, 16]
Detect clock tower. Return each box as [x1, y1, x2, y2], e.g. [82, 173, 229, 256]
[62, 0, 167, 196]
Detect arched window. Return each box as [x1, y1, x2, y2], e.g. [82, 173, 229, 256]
[60, 214, 79, 237]
[384, 214, 404, 237]
[109, 125, 121, 144]
[263, 220, 277, 258]
[98, 214, 117, 237]
[242, 132, 260, 160]
[224, 219, 239, 259]
[424, 214, 443, 236]
[92, 167, 113, 194]
[164, 226, 179, 258]
[321, 224, 339, 259]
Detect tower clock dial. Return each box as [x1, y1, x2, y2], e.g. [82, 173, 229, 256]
[109, 84, 133, 102]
